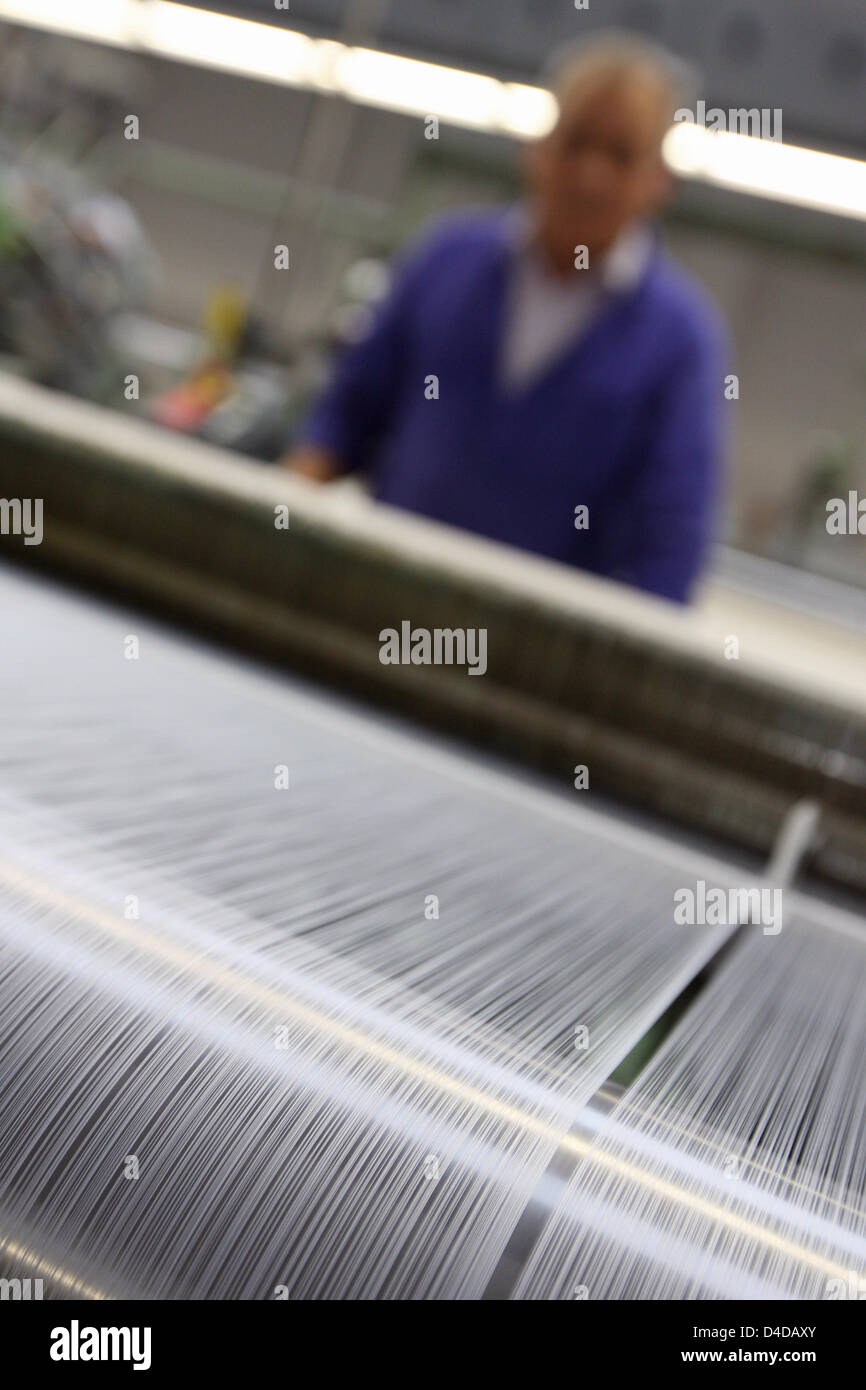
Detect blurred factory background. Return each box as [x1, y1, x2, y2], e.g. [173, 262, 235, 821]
[0, 0, 863, 593]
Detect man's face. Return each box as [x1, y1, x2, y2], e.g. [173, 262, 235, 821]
[527, 74, 672, 265]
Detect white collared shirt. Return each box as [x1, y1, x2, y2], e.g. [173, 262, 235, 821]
[500, 208, 653, 389]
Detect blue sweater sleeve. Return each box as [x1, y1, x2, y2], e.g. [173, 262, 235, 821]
[297, 230, 440, 473]
[611, 319, 729, 604]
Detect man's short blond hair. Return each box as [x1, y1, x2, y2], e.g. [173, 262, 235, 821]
[546, 31, 700, 142]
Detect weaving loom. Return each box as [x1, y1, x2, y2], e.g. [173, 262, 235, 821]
[0, 376, 864, 1301]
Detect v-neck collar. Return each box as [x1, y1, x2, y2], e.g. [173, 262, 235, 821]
[488, 219, 656, 402]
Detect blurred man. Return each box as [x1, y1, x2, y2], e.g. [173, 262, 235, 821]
[284, 35, 729, 603]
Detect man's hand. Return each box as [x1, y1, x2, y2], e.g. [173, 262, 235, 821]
[281, 444, 342, 483]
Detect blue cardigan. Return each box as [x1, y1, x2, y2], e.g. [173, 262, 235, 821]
[300, 210, 729, 603]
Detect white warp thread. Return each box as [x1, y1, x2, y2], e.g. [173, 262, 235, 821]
[515, 908, 866, 1300]
[4, 566, 860, 1299]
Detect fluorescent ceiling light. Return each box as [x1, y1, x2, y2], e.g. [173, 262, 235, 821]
[0, 0, 555, 135]
[664, 120, 866, 222]
[0, 0, 134, 47]
[334, 47, 507, 131]
[145, 3, 327, 88]
[1, 0, 864, 219]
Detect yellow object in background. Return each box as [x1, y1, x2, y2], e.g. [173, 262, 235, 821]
[205, 284, 248, 362]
